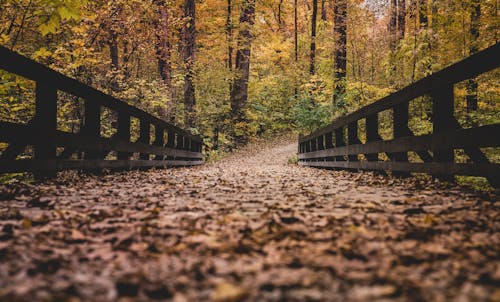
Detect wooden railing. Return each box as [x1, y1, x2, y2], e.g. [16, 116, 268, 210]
[298, 43, 500, 187]
[0, 46, 203, 175]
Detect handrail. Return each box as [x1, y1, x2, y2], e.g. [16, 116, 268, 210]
[298, 43, 500, 187]
[0, 46, 203, 175]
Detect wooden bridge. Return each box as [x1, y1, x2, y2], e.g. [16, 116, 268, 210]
[298, 43, 499, 187]
[0, 45, 203, 175]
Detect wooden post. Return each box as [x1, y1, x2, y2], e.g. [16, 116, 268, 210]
[393, 102, 411, 176]
[83, 101, 101, 159]
[311, 137, 318, 152]
[348, 121, 360, 161]
[34, 80, 57, 178]
[366, 114, 379, 161]
[154, 126, 164, 160]
[139, 120, 150, 160]
[117, 112, 131, 160]
[317, 135, 325, 150]
[166, 129, 175, 159]
[432, 85, 455, 164]
[393, 103, 410, 162]
[335, 127, 345, 162]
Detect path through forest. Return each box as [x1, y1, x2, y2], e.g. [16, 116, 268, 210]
[0, 137, 499, 301]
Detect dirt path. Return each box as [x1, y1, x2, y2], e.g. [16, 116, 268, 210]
[0, 138, 499, 301]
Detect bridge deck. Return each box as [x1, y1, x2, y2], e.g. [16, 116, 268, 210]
[0, 138, 498, 301]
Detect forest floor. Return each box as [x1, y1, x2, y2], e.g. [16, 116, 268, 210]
[0, 137, 499, 302]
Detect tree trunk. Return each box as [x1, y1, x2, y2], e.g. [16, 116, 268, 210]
[389, 0, 398, 50]
[154, 0, 174, 121]
[182, 0, 196, 128]
[310, 0, 318, 74]
[397, 0, 406, 40]
[229, 0, 256, 141]
[294, 0, 298, 62]
[466, 0, 480, 112]
[278, 0, 284, 29]
[333, 0, 347, 108]
[321, 0, 327, 21]
[226, 0, 233, 70]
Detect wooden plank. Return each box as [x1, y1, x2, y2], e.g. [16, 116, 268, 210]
[0, 159, 204, 173]
[299, 42, 500, 143]
[0, 122, 203, 159]
[298, 160, 499, 178]
[298, 123, 500, 160]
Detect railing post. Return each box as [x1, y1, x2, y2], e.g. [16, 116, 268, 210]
[34, 80, 57, 177]
[432, 85, 455, 164]
[317, 135, 325, 151]
[348, 122, 360, 161]
[83, 101, 101, 159]
[366, 114, 379, 161]
[334, 127, 345, 162]
[117, 112, 130, 160]
[324, 132, 334, 161]
[166, 129, 175, 159]
[139, 120, 150, 160]
[393, 103, 410, 163]
[311, 138, 318, 152]
[154, 126, 164, 160]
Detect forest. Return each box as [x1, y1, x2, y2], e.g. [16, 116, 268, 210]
[1, 0, 498, 155]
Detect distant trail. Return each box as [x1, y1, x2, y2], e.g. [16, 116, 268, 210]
[0, 138, 498, 301]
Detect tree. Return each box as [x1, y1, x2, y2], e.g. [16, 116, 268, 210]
[389, 0, 398, 51]
[333, 0, 347, 109]
[153, 0, 174, 120]
[229, 0, 255, 142]
[466, 0, 480, 112]
[397, 0, 406, 40]
[310, 0, 318, 74]
[182, 0, 196, 128]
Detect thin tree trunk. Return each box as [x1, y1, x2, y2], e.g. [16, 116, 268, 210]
[278, 0, 283, 28]
[154, 0, 174, 120]
[310, 0, 318, 74]
[333, 0, 347, 108]
[294, 0, 298, 62]
[182, 0, 196, 128]
[466, 0, 480, 112]
[321, 0, 327, 21]
[229, 0, 256, 143]
[389, 0, 397, 51]
[226, 0, 233, 70]
[397, 0, 406, 40]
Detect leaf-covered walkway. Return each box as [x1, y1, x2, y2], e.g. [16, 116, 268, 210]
[0, 138, 499, 301]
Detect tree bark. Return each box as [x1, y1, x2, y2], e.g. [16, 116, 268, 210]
[333, 0, 347, 108]
[182, 0, 196, 128]
[230, 0, 256, 138]
[389, 0, 398, 50]
[466, 0, 480, 112]
[310, 0, 318, 74]
[397, 0, 406, 40]
[226, 0, 233, 70]
[294, 0, 298, 62]
[321, 0, 327, 21]
[154, 0, 174, 120]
